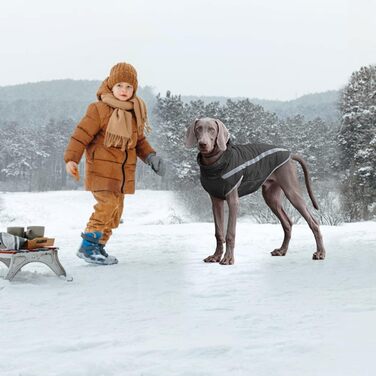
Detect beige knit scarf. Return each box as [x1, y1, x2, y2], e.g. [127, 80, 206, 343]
[101, 93, 151, 151]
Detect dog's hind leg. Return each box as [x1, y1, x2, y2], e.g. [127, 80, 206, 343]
[204, 196, 225, 263]
[276, 163, 326, 260]
[262, 183, 293, 256]
[284, 190, 325, 260]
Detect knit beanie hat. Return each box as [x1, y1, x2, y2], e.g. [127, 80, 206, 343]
[107, 62, 138, 92]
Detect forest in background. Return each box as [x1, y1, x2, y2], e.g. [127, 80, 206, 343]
[0, 65, 375, 222]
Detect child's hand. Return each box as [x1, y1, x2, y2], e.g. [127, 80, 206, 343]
[146, 153, 166, 177]
[66, 161, 80, 181]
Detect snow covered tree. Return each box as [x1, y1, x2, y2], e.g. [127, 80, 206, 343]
[281, 115, 340, 180]
[338, 65, 376, 220]
[222, 99, 282, 145]
[0, 119, 75, 191]
[0, 122, 48, 188]
[32, 119, 76, 190]
[153, 92, 199, 189]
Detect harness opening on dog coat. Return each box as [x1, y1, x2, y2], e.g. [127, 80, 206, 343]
[198, 141, 291, 199]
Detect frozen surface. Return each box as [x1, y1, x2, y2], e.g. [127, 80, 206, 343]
[0, 190, 375, 376]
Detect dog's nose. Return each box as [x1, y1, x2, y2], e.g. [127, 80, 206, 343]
[199, 142, 207, 148]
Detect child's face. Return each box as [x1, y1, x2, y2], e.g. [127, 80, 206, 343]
[112, 82, 134, 101]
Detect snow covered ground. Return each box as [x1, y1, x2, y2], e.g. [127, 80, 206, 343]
[0, 190, 375, 376]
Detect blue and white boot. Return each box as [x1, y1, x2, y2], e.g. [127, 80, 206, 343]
[77, 231, 118, 265]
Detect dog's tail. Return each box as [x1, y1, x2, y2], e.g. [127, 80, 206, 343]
[291, 154, 319, 210]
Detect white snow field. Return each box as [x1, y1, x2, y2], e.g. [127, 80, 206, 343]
[0, 190, 375, 376]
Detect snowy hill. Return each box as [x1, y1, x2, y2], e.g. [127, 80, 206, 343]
[0, 190, 375, 376]
[0, 80, 339, 126]
[0, 80, 157, 126]
[181, 90, 340, 122]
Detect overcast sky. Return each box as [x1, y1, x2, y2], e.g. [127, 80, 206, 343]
[0, 0, 375, 100]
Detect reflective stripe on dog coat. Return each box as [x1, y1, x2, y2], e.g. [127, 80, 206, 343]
[198, 142, 291, 199]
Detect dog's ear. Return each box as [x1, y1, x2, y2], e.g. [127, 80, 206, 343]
[214, 119, 229, 151]
[185, 119, 199, 148]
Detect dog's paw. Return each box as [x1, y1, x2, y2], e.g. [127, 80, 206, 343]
[203, 254, 222, 263]
[271, 248, 287, 256]
[312, 250, 326, 260]
[219, 256, 234, 265]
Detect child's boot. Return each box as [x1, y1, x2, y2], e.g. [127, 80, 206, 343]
[77, 231, 118, 265]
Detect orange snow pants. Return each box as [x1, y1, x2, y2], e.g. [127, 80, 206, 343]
[85, 191, 125, 244]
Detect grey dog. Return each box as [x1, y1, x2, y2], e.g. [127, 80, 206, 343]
[185, 117, 326, 265]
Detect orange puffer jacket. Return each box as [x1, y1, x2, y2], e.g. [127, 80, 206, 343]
[64, 101, 155, 194]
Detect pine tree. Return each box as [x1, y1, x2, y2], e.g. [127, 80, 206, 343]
[338, 65, 376, 220]
[153, 93, 199, 189]
[280, 115, 339, 180]
[223, 99, 281, 144]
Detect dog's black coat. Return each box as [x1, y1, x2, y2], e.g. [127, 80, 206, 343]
[198, 141, 291, 199]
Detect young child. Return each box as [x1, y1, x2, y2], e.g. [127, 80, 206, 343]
[64, 62, 165, 265]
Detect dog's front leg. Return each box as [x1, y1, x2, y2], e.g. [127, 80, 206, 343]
[204, 196, 225, 263]
[220, 188, 239, 265]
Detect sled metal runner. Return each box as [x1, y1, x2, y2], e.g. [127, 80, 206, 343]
[0, 247, 67, 281]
